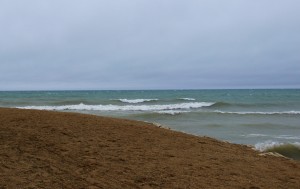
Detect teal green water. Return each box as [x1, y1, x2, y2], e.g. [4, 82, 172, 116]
[1, 89, 300, 157]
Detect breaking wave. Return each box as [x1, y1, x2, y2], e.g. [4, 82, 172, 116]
[17, 102, 215, 111]
[255, 141, 300, 160]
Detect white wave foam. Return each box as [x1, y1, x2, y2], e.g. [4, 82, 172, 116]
[17, 102, 214, 111]
[274, 135, 300, 140]
[178, 98, 195, 101]
[155, 110, 191, 115]
[255, 141, 300, 151]
[242, 134, 300, 140]
[243, 134, 269, 137]
[118, 99, 158, 103]
[214, 110, 300, 115]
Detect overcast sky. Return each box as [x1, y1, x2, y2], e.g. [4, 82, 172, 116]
[0, 0, 299, 90]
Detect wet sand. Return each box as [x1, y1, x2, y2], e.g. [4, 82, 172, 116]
[1, 108, 300, 188]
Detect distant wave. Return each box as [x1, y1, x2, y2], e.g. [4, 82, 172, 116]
[17, 102, 215, 111]
[155, 110, 191, 115]
[209, 102, 280, 109]
[209, 102, 231, 108]
[213, 110, 300, 115]
[273, 135, 300, 140]
[117, 99, 158, 104]
[255, 141, 300, 160]
[178, 98, 196, 101]
[242, 134, 269, 137]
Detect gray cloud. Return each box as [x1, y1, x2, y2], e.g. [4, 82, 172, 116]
[0, 0, 300, 90]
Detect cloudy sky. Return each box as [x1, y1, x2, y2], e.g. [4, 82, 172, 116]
[0, 0, 299, 90]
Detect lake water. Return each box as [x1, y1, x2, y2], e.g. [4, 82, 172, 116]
[1, 89, 300, 158]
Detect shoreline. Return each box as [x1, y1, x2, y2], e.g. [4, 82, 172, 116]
[149, 123, 295, 162]
[1, 108, 300, 188]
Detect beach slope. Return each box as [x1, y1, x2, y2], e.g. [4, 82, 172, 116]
[1, 108, 300, 188]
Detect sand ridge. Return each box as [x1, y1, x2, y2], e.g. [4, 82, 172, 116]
[0, 108, 300, 188]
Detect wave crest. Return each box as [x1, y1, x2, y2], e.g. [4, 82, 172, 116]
[17, 102, 215, 111]
[117, 99, 158, 103]
[255, 141, 300, 160]
[214, 110, 300, 115]
[155, 110, 190, 115]
[210, 102, 231, 108]
[178, 98, 195, 101]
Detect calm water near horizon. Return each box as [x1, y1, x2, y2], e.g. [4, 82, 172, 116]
[1, 89, 300, 158]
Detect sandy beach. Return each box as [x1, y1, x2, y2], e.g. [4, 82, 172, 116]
[1, 108, 300, 188]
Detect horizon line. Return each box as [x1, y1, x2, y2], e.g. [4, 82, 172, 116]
[1, 88, 300, 92]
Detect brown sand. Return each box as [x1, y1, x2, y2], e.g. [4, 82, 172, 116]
[1, 108, 300, 189]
